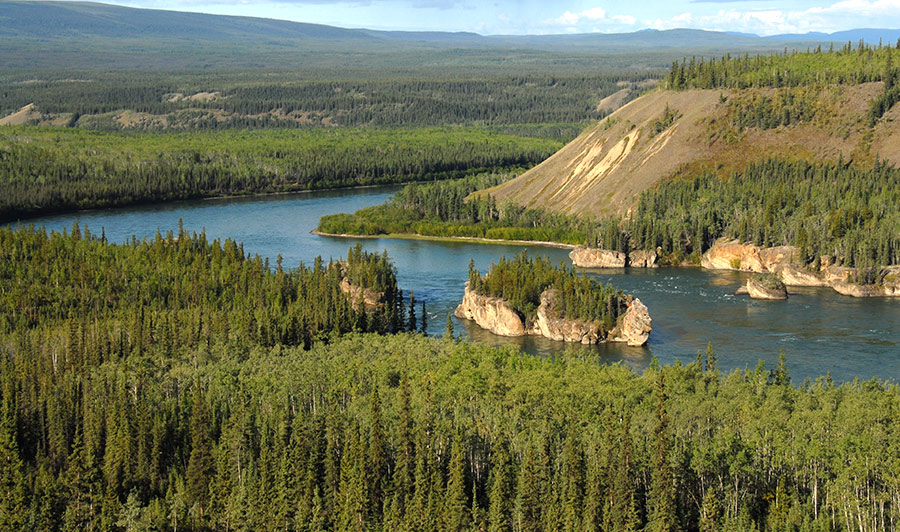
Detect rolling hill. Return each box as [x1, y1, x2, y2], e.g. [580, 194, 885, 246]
[0, 1, 845, 70]
[481, 77, 900, 218]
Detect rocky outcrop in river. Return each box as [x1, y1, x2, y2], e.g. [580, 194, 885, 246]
[528, 289, 604, 344]
[455, 284, 652, 346]
[454, 286, 526, 337]
[702, 239, 900, 298]
[569, 246, 657, 268]
[608, 297, 652, 346]
[569, 246, 626, 268]
[745, 277, 788, 300]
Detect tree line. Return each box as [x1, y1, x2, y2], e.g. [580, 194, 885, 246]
[0, 126, 560, 223]
[321, 157, 900, 277]
[0, 225, 427, 353]
[317, 172, 596, 245]
[1, 73, 649, 133]
[665, 41, 900, 91]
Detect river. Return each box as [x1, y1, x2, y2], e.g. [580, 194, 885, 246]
[11, 186, 900, 383]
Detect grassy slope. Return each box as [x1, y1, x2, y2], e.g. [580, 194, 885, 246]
[483, 82, 900, 218]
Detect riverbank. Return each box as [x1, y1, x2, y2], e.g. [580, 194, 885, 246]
[311, 230, 579, 250]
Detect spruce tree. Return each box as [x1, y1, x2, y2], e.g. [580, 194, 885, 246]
[444, 432, 469, 532]
[367, 385, 386, 522]
[561, 426, 585, 531]
[185, 382, 214, 526]
[487, 438, 513, 532]
[445, 314, 455, 339]
[515, 444, 542, 532]
[647, 373, 678, 532]
[62, 429, 100, 532]
[0, 401, 27, 531]
[393, 377, 415, 518]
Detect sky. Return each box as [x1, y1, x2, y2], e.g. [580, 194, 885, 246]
[98, 0, 900, 36]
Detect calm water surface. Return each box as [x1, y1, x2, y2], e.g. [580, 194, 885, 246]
[12, 187, 900, 383]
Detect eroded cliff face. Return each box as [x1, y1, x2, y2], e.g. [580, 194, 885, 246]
[702, 239, 900, 298]
[629, 250, 659, 268]
[569, 246, 657, 268]
[569, 246, 626, 268]
[608, 297, 652, 347]
[454, 285, 526, 337]
[455, 285, 652, 346]
[528, 289, 604, 344]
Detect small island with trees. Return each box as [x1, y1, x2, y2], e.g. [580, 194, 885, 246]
[455, 252, 651, 346]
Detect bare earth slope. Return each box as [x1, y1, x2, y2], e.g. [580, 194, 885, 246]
[483, 83, 900, 218]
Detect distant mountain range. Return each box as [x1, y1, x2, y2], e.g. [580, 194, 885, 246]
[1, 1, 898, 70]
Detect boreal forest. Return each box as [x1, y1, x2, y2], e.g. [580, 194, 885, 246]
[3, 4, 900, 532]
[2, 225, 900, 532]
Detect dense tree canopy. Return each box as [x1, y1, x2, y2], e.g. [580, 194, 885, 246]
[317, 172, 598, 245]
[2, 227, 900, 531]
[0, 126, 560, 223]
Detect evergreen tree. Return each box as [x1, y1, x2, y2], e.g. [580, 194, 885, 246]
[647, 373, 678, 532]
[445, 314, 455, 339]
[393, 377, 415, 519]
[367, 385, 386, 522]
[443, 432, 469, 532]
[185, 383, 214, 527]
[773, 349, 790, 386]
[487, 439, 514, 532]
[62, 429, 100, 532]
[515, 444, 542, 532]
[0, 400, 27, 531]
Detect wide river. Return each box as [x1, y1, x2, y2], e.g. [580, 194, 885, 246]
[11, 187, 900, 383]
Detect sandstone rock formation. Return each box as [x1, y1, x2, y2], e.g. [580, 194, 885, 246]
[746, 278, 788, 300]
[629, 250, 659, 268]
[700, 239, 767, 272]
[608, 298, 652, 346]
[780, 264, 829, 287]
[334, 261, 385, 310]
[701, 238, 899, 298]
[454, 285, 526, 337]
[455, 285, 652, 346]
[528, 289, 603, 344]
[569, 246, 626, 268]
[569, 246, 657, 268]
[339, 278, 383, 310]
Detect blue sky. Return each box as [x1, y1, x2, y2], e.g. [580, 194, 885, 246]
[105, 0, 900, 35]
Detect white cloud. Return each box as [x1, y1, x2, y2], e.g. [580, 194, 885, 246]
[643, 0, 900, 35]
[611, 14, 637, 25]
[545, 6, 637, 29]
[581, 7, 607, 20]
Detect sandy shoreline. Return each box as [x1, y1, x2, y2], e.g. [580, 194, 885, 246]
[310, 230, 578, 250]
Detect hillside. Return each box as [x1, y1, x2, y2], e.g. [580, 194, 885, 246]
[0, 2, 828, 70]
[482, 82, 900, 218]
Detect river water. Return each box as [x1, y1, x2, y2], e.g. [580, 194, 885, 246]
[11, 187, 900, 383]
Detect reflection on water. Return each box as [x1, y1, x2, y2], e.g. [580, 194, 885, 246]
[9, 186, 900, 383]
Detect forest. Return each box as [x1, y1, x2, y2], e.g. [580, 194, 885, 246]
[0, 225, 422, 349]
[0, 126, 560, 223]
[665, 40, 900, 90]
[0, 73, 649, 135]
[3, 225, 900, 532]
[468, 252, 625, 329]
[622, 157, 900, 270]
[321, 156, 900, 277]
[316, 173, 595, 245]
